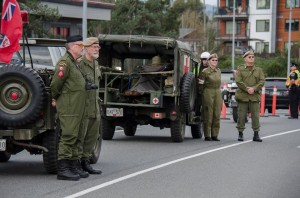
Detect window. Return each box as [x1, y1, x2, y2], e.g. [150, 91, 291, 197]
[285, 19, 299, 31]
[255, 42, 269, 53]
[286, 0, 300, 8]
[256, 20, 270, 32]
[257, 0, 270, 9]
[51, 26, 70, 39]
[226, 0, 242, 9]
[225, 21, 241, 34]
[284, 41, 298, 51]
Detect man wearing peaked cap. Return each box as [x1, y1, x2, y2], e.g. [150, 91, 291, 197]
[286, 63, 300, 119]
[50, 35, 88, 181]
[66, 35, 83, 43]
[235, 49, 265, 142]
[78, 37, 103, 175]
[242, 50, 254, 58]
[83, 37, 99, 46]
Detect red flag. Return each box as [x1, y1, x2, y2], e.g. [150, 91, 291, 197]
[0, 0, 22, 63]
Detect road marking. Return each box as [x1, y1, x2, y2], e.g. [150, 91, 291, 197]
[64, 129, 300, 198]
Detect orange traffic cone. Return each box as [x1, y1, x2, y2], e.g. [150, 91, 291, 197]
[270, 85, 279, 117]
[221, 100, 230, 120]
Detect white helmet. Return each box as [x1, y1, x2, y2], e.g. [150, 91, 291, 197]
[200, 51, 210, 59]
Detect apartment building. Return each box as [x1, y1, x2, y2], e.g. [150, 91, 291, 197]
[277, 0, 300, 54]
[214, 0, 300, 54]
[40, 0, 114, 38]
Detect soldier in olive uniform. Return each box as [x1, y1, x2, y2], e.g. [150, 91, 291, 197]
[78, 37, 102, 174]
[235, 51, 265, 142]
[201, 54, 222, 141]
[51, 35, 88, 181]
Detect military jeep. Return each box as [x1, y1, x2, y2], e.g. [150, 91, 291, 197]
[0, 38, 101, 173]
[98, 34, 202, 142]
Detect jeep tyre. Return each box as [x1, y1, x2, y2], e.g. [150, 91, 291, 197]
[170, 113, 186, 142]
[101, 118, 115, 140]
[191, 122, 202, 139]
[42, 129, 59, 174]
[180, 72, 196, 113]
[0, 65, 46, 127]
[90, 134, 102, 164]
[0, 151, 11, 162]
[124, 124, 137, 136]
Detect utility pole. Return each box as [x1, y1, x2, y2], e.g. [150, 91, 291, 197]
[82, 0, 88, 40]
[231, 0, 236, 70]
[287, 0, 293, 75]
[203, 0, 206, 50]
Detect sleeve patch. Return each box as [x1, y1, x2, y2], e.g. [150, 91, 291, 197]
[58, 71, 64, 78]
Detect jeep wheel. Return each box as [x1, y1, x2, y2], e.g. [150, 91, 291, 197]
[90, 134, 102, 164]
[180, 72, 196, 113]
[233, 107, 238, 123]
[170, 113, 186, 142]
[42, 129, 59, 174]
[124, 124, 137, 136]
[0, 65, 46, 127]
[101, 118, 115, 140]
[191, 123, 202, 139]
[0, 151, 11, 162]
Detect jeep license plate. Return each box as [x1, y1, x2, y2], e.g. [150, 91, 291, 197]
[106, 108, 123, 117]
[0, 139, 6, 151]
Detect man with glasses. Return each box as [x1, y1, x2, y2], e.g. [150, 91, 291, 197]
[78, 37, 103, 175]
[51, 35, 89, 181]
[235, 50, 265, 142]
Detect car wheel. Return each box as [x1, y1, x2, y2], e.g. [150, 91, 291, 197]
[101, 118, 115, 140]
[0, 65, 46, 127]
[170, 113, 186, 142]
[0, 151, 11, 162]
[124, 124, 137, 136]
[180, 72, 196, 113]
[90, 134, 102, 164]
[191, 122, 202, 139]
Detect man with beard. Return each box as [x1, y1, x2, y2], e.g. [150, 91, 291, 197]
[78, 37, 103, 174]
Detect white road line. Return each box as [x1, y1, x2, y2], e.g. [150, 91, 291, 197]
[64, 129, 300, 198]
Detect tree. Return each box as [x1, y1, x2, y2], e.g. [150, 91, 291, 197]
[18, 0, 60, 37]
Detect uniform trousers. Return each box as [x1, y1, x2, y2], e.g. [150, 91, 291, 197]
[236, 101, 260, 132]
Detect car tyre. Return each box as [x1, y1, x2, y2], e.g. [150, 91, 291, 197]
[0, 65, 46, 127]
[180, 72, 196, 113]
[0, 151, 11, 162]
[170, 113, 186, 142]
[101, 118, 115, 140]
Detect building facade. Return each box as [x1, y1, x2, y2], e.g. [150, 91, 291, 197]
[40, 0, 114, 39]
[214, 0, 300, 54]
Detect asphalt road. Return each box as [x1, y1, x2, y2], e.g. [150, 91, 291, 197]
[1, 110, 300, 198]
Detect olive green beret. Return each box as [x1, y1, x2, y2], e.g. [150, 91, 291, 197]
[243, 50, 254, 58]
[83, 37, 99, 46]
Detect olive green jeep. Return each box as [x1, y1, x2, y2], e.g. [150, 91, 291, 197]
[98, 34, 202, 142]
[0, 38, 101, 173]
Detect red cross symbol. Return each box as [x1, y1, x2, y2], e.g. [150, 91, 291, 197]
[153, 97, 159, 104]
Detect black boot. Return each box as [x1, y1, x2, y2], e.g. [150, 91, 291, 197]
[81, 159, 102, 174]
[253, 131, 262, 142]
[57, 160, 80, 181]
[238, 132, 244, 141]
[69, 160, 89, 178]
[211, 137, 220, 141]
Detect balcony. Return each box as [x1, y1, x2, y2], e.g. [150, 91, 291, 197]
[216, 35, 250, 41]
[214, 7, 249, 20]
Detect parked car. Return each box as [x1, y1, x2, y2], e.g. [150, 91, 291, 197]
[0, 38, 101, 173]
[264, 77, 289, 113]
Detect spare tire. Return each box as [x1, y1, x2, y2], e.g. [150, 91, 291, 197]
[0, 65, 46, 127]
[180, 72, 197, 113]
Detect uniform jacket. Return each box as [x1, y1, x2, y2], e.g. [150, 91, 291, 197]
[201, 66, 221, 89]
[285, 70, 300, 88]
[235, 64, 265, 102]
[50, 52, 86, 100]
[79, 56, 101, 118]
